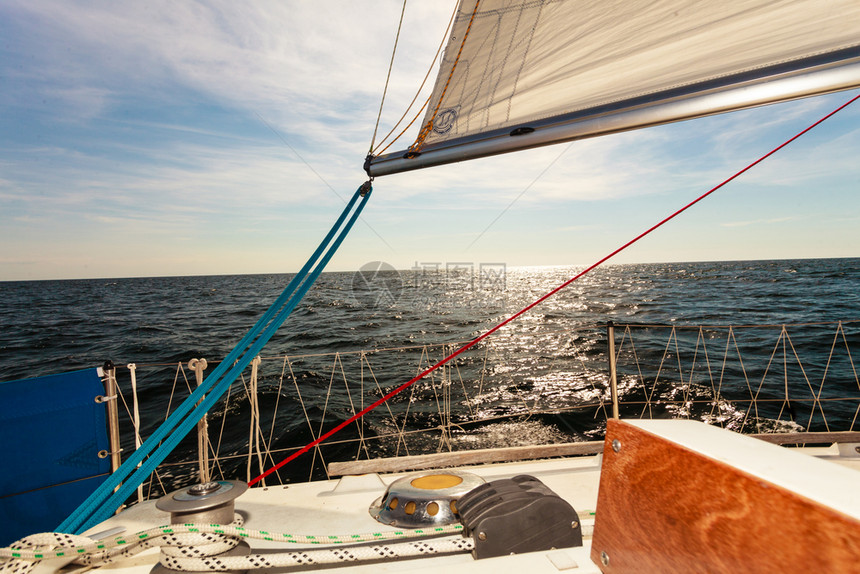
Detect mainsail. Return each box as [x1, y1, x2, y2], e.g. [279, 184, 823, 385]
[368, 0, 860, 177]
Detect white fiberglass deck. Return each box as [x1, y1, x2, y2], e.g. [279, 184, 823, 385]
[79, 422, 860, 574]
[87, 455, 603, 574]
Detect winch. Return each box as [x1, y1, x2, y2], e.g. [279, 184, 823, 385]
[153, 480, 250, 574]
[370, 471, 583, 559]
[156, 480, 247, 525]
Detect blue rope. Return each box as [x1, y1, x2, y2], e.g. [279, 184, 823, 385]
[58, 184, 372, 534]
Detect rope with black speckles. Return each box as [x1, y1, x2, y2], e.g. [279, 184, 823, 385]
[0, 515, 468, 572]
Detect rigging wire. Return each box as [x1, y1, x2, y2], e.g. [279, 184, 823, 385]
[251, 91, 860, 486]
[255, 112, 395, 253]
[466, 141, 575, 251]
[368, 0, 408, 155]
[255, 112, 342, 201]
[408, 0, 481, 154]
[370, 1, 461, 157]
[374, 97, 431, 158]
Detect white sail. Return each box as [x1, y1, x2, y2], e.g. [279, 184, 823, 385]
[369, 0, 860, 176]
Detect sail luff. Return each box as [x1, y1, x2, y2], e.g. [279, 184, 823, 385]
[368, 0, 860, 177]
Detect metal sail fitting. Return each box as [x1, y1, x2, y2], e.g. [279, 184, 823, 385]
[362, 154, 374, 178]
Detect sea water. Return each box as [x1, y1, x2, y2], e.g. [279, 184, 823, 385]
[1, 258, 858, 484]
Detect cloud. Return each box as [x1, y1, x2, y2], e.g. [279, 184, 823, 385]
[3, 1, 450, 153]
[2, 1, 859, 280]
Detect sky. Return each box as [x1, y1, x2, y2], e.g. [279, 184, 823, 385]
[2, 0, 859, 281]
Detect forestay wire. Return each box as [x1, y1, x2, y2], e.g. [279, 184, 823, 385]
[251, 91, 860, 486]
[59, 183, 373, 535]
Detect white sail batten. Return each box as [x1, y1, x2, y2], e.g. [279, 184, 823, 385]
[369, 0, 860, 176]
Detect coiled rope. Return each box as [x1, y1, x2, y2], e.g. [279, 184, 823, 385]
[1, 517, 468, 573]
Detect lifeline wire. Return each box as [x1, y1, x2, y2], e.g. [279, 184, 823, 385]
[252, 92, 860, 486]
[60, 184, 373, 535]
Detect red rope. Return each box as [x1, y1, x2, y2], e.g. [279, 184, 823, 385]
[249, 92, 860, 487]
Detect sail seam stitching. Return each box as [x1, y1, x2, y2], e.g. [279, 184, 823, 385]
[410, 0, 482, 153]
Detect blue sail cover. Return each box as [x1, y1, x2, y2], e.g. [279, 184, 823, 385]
[0, 368, 111, 545]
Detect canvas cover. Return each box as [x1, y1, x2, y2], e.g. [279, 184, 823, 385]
[0, 368, 111, 545]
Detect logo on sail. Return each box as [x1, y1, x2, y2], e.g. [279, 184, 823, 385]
[432, 108, 458, 134]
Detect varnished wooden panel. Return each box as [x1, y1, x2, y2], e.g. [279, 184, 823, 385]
[591, 420, 860, 573]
